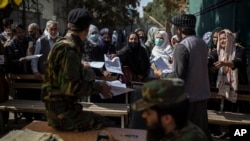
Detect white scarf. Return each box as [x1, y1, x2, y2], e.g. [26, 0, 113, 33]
[151, 31, 173, 72]
[216, 29, 238, 103]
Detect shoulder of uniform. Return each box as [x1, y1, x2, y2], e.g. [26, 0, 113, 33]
[57, 38, 75, 47]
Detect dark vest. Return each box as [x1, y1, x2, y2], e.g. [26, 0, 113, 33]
[38, 36, 52, 74]
[180, 36, 210, 102]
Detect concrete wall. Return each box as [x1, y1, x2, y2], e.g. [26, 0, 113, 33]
[189, 0, 250, 60]
[9, 0, 67, 34]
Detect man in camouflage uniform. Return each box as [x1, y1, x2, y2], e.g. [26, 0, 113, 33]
[130, 78, 208, 141]
[42, 8, 113, 131]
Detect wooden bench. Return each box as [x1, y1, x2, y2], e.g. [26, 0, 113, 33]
[0, 100, 129, 131]
[6, 74, 42, 98]
[0, 74, 130, 133]
[208, 86, 250, 126]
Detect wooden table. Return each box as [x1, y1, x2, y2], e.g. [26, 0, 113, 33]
[24, 120, 146, 141]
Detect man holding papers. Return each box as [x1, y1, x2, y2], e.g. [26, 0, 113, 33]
[5, 24, 34, 74]
[42, 8, 114, 132]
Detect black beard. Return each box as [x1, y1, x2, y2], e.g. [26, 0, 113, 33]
[146, 121, 165, 141]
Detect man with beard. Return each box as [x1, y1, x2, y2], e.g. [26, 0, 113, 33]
[5, 24, 34, 74]
[31, 20, 61, 80]
[5, 24, 39, 121]
[100, 78, 208, 141]
[154, 14, 212, 140]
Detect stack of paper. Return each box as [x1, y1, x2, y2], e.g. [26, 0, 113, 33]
[88, 61, 104, 69]
[96, 80, 134, 99]
[104, 55, 123, 74]
[19, 54, 43, 61]
[0, 129, 63, 141]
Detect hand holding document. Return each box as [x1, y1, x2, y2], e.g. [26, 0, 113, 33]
[104, 54, 123, 74]
[96, 80, 134, 99]
[153, 57, 172, 73]
[19, 54, 43, 61]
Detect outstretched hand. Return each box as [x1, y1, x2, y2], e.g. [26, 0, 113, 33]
[100, 81, 113, 98]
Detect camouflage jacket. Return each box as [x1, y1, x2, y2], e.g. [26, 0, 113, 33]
[161, 121, 209, 141]
[42, 32, 101, 102]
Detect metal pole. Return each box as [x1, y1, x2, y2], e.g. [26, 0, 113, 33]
[22, 0, 26, 30]
[36, 0, 40, 26]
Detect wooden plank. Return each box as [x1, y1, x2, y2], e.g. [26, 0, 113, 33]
[80, 102, 129, 116]
[210, 92, 250, 101]
[8, 74, 44, 80]
[210, 85, 250, 93]
[0, 100, 129, 117]
[12, 83, 42, 89]
[208, 110, 250, 125]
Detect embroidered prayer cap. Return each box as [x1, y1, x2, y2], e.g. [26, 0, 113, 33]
[171, 14, 196, 28]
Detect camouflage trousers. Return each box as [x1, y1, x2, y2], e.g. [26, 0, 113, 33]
[45, 103, 107, 132]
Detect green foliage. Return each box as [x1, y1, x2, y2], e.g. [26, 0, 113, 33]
[141, 0, 187, 28]
[60, 0, 140, 28]
[81, 0, 140, 28]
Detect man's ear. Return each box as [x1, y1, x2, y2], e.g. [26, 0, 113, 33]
[161, 114, 173, 125]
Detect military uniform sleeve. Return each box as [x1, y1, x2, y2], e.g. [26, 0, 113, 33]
[161, 44, 189, 79]
[63, 49, 102, 97]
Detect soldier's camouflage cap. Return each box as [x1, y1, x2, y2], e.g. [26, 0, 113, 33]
[131, 78, 186, 111]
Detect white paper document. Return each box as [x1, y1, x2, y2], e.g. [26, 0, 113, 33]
[19, 54, 43, 61]
[153, 57, 172, 73]
[0, 55, 4, 65]
[0, 128, 63, 141]
[104, 55, 123, 74]
[96, 80, 134, 99]
[88, 61, 104, 69]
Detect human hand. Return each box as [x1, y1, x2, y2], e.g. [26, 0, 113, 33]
[100, 82, 113, 98]
[213, 61, 225, 68]
[107, 54, 117, 60]
[19, 58, 28, 63]
[82, 61, 90, 68]
[154, 69, 162, 78]
[103, 71, 112, 78]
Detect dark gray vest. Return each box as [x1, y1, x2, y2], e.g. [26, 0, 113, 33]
[38, 36, 51, 74]
[180, 36, 210, 102]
